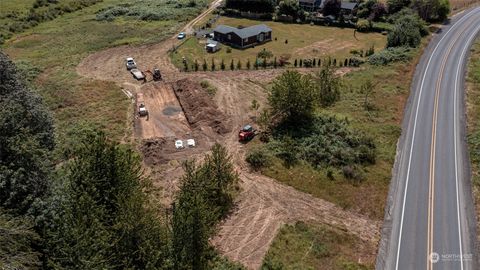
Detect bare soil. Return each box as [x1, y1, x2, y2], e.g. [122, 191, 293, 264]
[75, 5, 380, 269]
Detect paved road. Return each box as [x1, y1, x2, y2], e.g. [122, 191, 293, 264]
[378, 8, 480, 270]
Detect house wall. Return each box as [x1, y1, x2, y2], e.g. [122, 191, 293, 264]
[214, 30, 272, 49]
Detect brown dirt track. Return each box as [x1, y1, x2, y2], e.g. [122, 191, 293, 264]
[75, 5, 381, 269]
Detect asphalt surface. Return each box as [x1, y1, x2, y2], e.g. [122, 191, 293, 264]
[377, 8, 480, 270]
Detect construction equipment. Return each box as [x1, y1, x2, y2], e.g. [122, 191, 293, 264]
[145, 68, 162, 81]
[238, 124, 255, 142]
[136, 93, 148, 117]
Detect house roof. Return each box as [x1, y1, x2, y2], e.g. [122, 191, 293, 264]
[214, 24, 272, 39]
[341, 1, 358, 10]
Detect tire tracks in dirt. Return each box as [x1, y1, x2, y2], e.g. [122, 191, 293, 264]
[74, 4, 380, 268]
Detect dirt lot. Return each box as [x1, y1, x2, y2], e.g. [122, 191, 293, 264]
[75, 6, 380, 269]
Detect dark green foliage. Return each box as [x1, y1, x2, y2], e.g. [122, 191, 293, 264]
[269, 116, 376, 169]
[172, 144, 239, 269]
[203, 59, 208, 71]
[44, 132, 168, 269]
[172, 166, 211, 270]
[0, 52, 54, 214]
[368, 47, 412, 65]
[246, 59, 251, 69]
[411, 0, 450, 22]
[387, 16, 422, 47]
[322, 0, 342, 17]
[387, 9, 428, 47]
[358, 0, 387, 21]
[269, 71, 316, 124]
[276, 0, 301, 18]
[387, 0, 411, 14]
[211, 58, 216, 71]
[230, 59, 235, 70]
[195, 60, 199, 71]
[315, 63, 341, 107]
[0, 210, 41, 269]
[294, 59, 298, 67]
[246, 147, 272, 170]
[237, 60, 242, 70]
[225, 0, 275, 13]
[221, 59, 226, 70]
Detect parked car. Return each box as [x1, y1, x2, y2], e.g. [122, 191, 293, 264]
[177, 32, 186, 39]
[126, 57, 137, 70]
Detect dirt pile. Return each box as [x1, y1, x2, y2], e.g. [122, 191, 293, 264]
[139, 138, 172, 165]
[173, 78, 231, 135]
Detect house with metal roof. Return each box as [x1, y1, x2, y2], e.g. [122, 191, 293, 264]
[340, 1, 359, 14]
[213, 24, 272, 49]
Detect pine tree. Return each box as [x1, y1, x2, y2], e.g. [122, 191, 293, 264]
[236, 60, 242, 70]
[202, 59, 207, 71]
[230, 59, 234, 70]
[211, 58, 216, 71]
[0, 51, 54, 214]
[246, 59, 251, 69]
[294, 59, 298, 67]
[221, 59, 225, 70]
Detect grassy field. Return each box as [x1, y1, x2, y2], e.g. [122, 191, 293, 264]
[243, 38, 427, 220]
[262, 222, 373, 270]
[170, 16, 387, 69]
[466, 39, 480, 242]
[1, 0, 206, 156]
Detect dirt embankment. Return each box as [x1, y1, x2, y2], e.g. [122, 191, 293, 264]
[173, 78, 231, 135]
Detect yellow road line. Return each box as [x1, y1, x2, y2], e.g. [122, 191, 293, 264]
[426, 18, 475, 270]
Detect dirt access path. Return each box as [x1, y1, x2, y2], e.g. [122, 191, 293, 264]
[76, 3, 380, 269]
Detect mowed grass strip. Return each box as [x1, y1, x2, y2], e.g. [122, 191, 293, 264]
[466, 39, 480, 242]
[171, 16, 387, 69]
[262, 221, 374, 270]
[2, 0, 201, 152]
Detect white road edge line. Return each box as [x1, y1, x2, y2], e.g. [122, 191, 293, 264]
[394, 7, 480, 270]
[454, 22, 480, 270]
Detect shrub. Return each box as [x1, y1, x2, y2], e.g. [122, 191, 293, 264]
[356, 19, 372, 32]
[368, 47, 412, 65]
[246, 147, 271, 170]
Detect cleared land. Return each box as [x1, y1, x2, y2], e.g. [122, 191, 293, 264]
[170, 16, 387, 69]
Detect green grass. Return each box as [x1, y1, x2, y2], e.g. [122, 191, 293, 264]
[170, 16, 387, 69]
[1, 0, 206, 154]
[466, 39, 480, 240]
[253, 40, 427, 219]
[262, 222, 373, 270]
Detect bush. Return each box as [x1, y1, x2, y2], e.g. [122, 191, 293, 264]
[356, 19, 372, 32]
[368, 47, 412, 65]
[246, 147, 271, 170]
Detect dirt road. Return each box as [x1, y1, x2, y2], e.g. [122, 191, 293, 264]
[75, 3, 380, 269]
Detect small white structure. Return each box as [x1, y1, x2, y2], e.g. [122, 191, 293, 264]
[205, 39, 220, 53]
[175, 140, 184, 149]
[187, 139, 196, 147]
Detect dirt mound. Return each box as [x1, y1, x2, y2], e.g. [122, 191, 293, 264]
[173, 78, 231, 135]
[140, 138, 172, 165]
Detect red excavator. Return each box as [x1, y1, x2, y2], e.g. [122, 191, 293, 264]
[238, 124, 255, 142]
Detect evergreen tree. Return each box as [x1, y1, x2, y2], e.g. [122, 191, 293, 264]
[211, 59, 216, 71]
[45, 132, 168, 269]
[202, 59, 208, 71]
[246, 59, 251, 69]
[221, 59, 225, 70]
[0, 51, 54, 214]
[230, 59, 235, 70]
[236, 60, 242, 70]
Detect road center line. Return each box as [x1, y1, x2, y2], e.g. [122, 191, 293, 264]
[394, 7, 480, 270]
